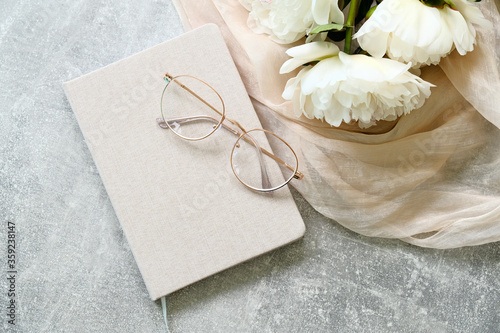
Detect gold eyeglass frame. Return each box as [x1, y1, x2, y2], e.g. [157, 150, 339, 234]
[157, 73, 304, 192]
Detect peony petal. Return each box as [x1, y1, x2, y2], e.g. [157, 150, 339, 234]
[441, 6, 474, 55]
[300, 58, 345, 94]
[282, 77, 299, 100]
[303, 94, 316, 119]
[355, 28, 389, 59]
[282, 67, 310, 99]
[339, 53, 411, 81]
[286, 41, 339, 59]
[392, 3, 441, 48]
[280, 58, 309, 74]
[311, 0, 332, 25]
[329, 0, 344, 25]
[454, 0, 492, 29]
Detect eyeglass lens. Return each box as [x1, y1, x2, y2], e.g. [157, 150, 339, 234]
[161, 75, 224, 140]
[231, 129, 298, 191]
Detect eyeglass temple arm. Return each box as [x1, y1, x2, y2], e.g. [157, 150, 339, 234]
[163, 74, 303, 180]
[156, 116, 239, 135]
[157, 116, 303, 181]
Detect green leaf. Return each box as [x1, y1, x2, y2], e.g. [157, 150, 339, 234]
[420, 0, 457, 9]
[420, 0, 446, 8]
[365, 5, 377, 19]
[309, 23, 344, 35]
[444, 0, 458, 8]
[355, 0, 376, 25]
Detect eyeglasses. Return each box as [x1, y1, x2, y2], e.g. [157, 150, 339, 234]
[156, 73, 303, 192]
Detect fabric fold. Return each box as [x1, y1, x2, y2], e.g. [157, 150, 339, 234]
[172, 0, 500, 248]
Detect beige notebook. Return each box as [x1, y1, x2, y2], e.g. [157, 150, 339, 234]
[63, 24, 305, 300]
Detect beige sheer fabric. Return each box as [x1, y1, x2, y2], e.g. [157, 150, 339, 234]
[172, 0, 500, 248]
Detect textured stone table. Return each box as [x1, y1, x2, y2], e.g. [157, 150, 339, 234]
[1, 1, 499, 332]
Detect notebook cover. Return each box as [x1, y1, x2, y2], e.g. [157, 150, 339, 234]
[63, 24, 305, 300]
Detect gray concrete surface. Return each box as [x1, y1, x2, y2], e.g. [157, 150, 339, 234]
[1, 1, 499, 332]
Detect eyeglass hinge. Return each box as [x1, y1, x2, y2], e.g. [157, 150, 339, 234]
[164, 73, 174, 82]
[293, 171, 304, 180]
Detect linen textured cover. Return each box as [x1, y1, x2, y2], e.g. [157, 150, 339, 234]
[173, 0, 500, 248]
[64, 24, 305, 300]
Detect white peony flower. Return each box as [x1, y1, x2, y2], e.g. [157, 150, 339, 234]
[240, 0, 343, 44]
[353, 0, 492, 68]
[280, 42, 434, 128]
